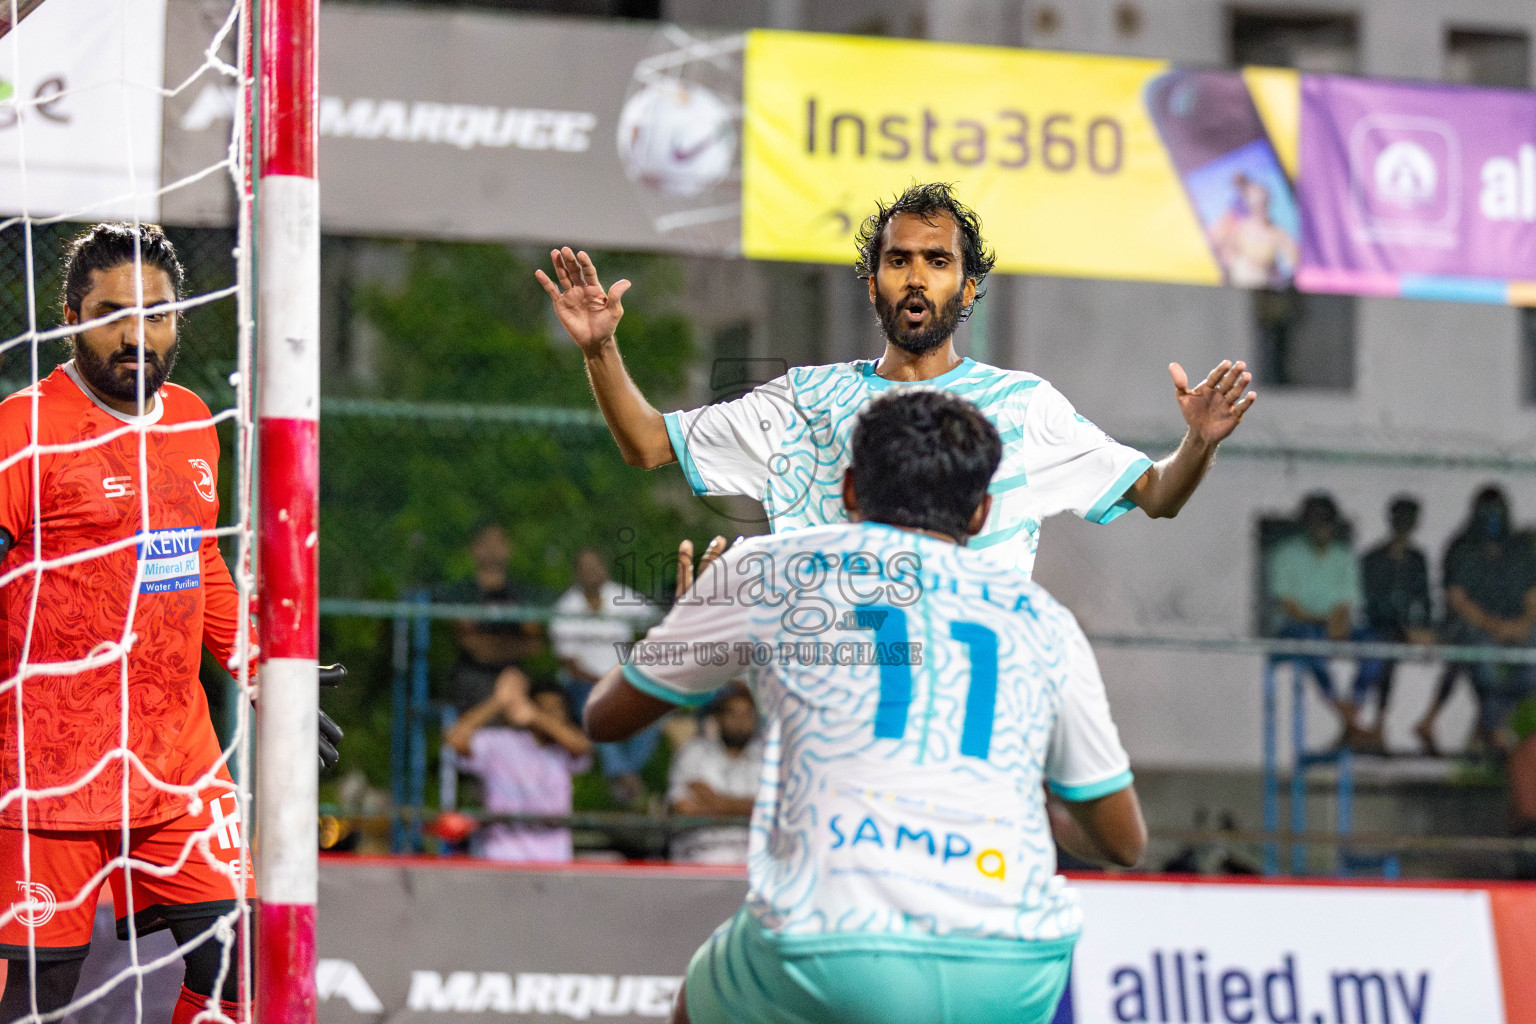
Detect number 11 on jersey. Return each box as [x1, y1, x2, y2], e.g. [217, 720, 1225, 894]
[853, 606, 999, 760]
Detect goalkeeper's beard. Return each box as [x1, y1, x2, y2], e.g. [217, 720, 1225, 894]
[73, 339, 179, 404]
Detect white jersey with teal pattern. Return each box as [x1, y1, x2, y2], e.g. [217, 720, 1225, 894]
[662, 357, 1152, 579]
[622, 522, 1132, 948]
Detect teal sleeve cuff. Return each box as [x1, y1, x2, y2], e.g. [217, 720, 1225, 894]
[1084, 456, 1153, 525]
[968, 518, 1030, 551]
[663, 411, 708, 497]
[1048, 769, 1133, 802]
[621, 662, 718, 708]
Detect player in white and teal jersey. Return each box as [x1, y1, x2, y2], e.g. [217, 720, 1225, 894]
[585, 390, 1146, 1024]
[667, 357, 1142, 577]
[537, 182, 1256, 577]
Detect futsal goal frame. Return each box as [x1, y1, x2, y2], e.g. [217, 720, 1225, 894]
[247, 0, 322, 1020]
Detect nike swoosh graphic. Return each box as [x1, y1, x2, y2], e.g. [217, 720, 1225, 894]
[673, 126, 727, 163]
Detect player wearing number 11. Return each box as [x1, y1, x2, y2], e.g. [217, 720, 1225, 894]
[585, 390, 1146, 1024]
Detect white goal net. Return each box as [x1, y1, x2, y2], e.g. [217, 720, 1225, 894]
[0, 0, 257, 1019]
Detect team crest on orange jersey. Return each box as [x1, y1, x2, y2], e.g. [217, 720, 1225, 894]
[189, 458, 216, 502]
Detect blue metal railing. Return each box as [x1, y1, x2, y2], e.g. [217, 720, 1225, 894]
[342, 599, 1536, 867]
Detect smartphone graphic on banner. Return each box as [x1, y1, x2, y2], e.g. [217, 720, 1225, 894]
[1145, 68, 1300, 289]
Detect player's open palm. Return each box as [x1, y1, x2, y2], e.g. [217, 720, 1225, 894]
[535, 247, 632, 357]
[1171, 359, 1256, 446]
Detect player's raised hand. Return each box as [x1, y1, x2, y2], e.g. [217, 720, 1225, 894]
[1170, 360, 1256, 446]
[676, 535, 734, 599]
[534, 247, 633, 357]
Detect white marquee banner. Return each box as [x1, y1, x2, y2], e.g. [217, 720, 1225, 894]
[0, 0, 168, 222]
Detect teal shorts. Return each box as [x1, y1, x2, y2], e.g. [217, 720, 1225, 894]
[683, 908, 1075, 1024]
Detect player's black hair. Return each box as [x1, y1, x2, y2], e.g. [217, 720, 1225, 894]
[61, 222, 185, 316]
[849, 390, 1002, 541]
[853, 182, 997, 322]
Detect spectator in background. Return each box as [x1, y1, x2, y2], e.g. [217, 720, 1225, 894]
[444, 524, 546, 713]
[550, 546, 658, 808]
[1415, 495, 1490, 756]
[1352, 496, 1434, 753]
[445, 668, 592, 862]
[1267, 493, 1368, 738]
[667, 684, 762, 865]
[1414, 487, 1536, 756]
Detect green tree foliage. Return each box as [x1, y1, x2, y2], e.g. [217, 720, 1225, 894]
[318, 241, 723, 795]
[321, 241, 706, 596]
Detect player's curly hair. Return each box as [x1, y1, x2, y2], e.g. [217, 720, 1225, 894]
[61, 222, 185, 317]
[853, 183, 997, 322]
[850, 390, 1002, 542]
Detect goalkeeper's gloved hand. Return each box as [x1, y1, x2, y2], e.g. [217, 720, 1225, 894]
[318, 710, 344, 770]
[318, 663, 347, 770]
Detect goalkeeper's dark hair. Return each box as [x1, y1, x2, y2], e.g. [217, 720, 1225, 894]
[61, 222, 185, 316]
[853, 182, 996, 322]
[849, 390, 1001, 541]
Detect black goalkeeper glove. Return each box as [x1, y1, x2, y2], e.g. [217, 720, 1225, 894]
[318, 663, 347, 770]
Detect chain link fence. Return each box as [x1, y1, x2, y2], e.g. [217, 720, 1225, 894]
[11, 223, 1536, 877]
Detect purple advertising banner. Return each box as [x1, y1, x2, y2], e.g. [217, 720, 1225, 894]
[1298, 75, 1536, 303]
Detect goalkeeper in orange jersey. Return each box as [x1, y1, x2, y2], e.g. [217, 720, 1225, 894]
[0, 224, 341, 1023]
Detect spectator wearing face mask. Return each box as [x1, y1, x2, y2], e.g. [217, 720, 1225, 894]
[1414, 486, 1536, 756]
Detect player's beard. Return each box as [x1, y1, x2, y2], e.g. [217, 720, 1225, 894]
[874, 288, 967, 355]
[73, 339, 179, 405]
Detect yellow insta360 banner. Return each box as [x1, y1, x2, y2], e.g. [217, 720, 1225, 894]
[743, 30, 1301, 287]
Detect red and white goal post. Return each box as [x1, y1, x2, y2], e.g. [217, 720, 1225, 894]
[250, 0, 322, 1020]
